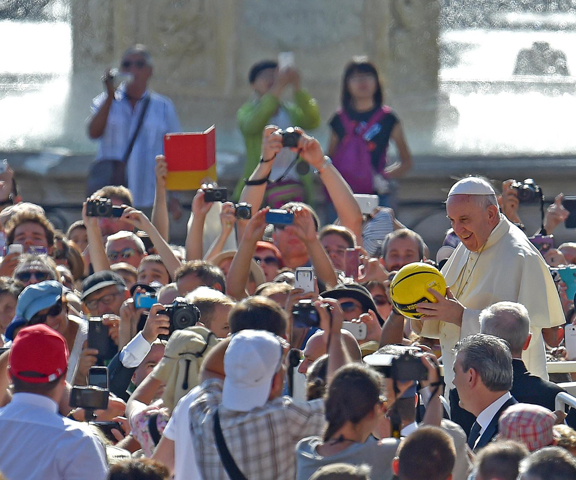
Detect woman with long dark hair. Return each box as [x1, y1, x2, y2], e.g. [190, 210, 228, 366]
[296, 364, 399, 480]
[328, 57, 412, 207]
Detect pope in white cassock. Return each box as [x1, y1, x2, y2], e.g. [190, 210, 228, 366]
[412, 176, 564, 391]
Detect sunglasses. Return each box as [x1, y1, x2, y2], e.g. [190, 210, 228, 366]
[340, 301, 361, 313]
[254, 256, 279, 266]
[108, 248, 137, 261]
[29, 300, 64, 325]
[121, 59, 147, 69]
[85, 291, 121, 311]
[15, 270, 49, 283]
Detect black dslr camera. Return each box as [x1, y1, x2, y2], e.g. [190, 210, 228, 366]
[158, 297, 201, 340]
[511, 178, 542, 203]
[364, 349, 428, 382]
[86, 198, 125, 218]
[280, 127, 301, 148]
[234, 202, 252, 220]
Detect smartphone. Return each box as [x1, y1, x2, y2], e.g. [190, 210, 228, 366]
[344, 247, 360, 280]
[565, 324, 576, 360]
[342, 321, 367, 341]
[557, 266, 576, 302]
[28, 246, 47, 255]
[295, 267, 314, 293]
[563, 196, 576, 228]
[203, 187, 228, 203]
[88, 366, 109, 389]
[528, 234, 554, 254]
[278, 52, 295, 70]
[0, 159, 8, 175]
[5, 244, 23, 256]
[354, 194, 379, 215]
[265, 209, 294, 226]
[88, 318, 117, 364]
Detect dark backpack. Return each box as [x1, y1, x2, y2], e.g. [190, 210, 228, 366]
[332, 107, 389, 194]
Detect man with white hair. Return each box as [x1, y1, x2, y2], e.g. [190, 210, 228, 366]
[105, 231, 146, 269]
[412, 176, 564, 430]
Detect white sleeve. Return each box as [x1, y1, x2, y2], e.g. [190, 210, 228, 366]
[119, 332, 151, 368]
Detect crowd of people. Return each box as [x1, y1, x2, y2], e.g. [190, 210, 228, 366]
[0, 44, 576, 480]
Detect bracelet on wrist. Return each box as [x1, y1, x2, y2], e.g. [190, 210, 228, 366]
[316, 156, 332, 174]
[259, 156, 274, 164]
[244, 174, 270, 186]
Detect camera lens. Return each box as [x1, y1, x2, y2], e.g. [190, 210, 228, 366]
[172, 305, 199, 330]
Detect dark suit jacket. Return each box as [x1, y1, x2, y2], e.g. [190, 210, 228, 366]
[473, 396, 518, 452]
[511, 359, 563, 411]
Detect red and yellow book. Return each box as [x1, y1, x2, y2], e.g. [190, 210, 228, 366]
[164, 126, 216, 190]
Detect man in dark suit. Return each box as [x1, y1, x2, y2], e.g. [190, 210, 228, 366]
[453, 334, 517, 452]
[480, 301, 564, 411]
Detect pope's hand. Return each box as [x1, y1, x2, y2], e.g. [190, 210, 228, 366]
[415, 287, 464, 326]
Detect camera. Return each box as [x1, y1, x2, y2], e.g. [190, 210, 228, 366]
[390, 351, 428, 382]
[364, 349, 428, 382]
[158, 297, 201, 340]
[234, 202, 252, 220]
[204, 187, 228, 203]
[70, 386, 109, 410]
[511, 179, 542, 203]
[280, 127, 301, 148]
[265, 209, 294, 226]
[134, 291, 157, 310]
[86, 198, 125, 218]
[292, 300, 319, 328]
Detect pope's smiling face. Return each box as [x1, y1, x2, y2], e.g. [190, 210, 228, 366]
[446, 195, 499, 253]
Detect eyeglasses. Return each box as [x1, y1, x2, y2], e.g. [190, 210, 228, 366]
[121, 59, 147, 69]
[29, 300, 64, 325]
[108, 248, 137, 261]
[85, 291, 121, 311]
[340, 301, 361, 313]
[254, 256, 279, 266]
[15, 270, 49, 283]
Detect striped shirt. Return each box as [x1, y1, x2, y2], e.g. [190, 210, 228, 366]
[189, 379, 325, 480]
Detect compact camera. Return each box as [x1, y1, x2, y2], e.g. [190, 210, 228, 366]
[158, 297, 201, 340]
[280, 127, 301, 148]
[86, 198, 125, 218]
[134, 291, 157, 310]
[234, 202, 252, 220]
[265, 209, 294, 226]
[204, 188, 228, 203]
[511, 179, 542, 203]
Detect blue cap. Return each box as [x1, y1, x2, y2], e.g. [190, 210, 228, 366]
[4, 315, 27, 342]
[16, 280, 63, 321]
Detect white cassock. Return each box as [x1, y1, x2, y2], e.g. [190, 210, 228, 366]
[417, 215, 564, 389]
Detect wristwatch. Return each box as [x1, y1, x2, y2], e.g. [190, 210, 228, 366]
[316, 156, 332, 174]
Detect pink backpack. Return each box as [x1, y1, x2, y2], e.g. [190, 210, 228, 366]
[332, 107, 389, 194]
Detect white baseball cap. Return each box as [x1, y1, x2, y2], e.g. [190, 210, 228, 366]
[222, 330, 285, 412]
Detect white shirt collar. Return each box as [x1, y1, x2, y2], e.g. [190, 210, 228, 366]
[476, 392, 512, 434]
[11, 392, 58, 414]
[401, 422, 419, 437]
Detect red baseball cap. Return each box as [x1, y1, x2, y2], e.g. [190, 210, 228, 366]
[9, 324, 69, 383]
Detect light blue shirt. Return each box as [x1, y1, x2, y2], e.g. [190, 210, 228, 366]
[91, 86, 181, 208]
[0, 393, 108, 480]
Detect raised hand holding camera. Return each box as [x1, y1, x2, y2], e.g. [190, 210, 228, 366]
[142, 303, 171, 343]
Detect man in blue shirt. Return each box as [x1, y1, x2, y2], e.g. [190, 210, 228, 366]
[88, 44, 181, 209]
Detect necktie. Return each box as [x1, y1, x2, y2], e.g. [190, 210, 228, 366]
[468, 421, 481, 449]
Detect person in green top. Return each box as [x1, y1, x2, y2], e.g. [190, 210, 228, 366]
[234, 59, 321, 206]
